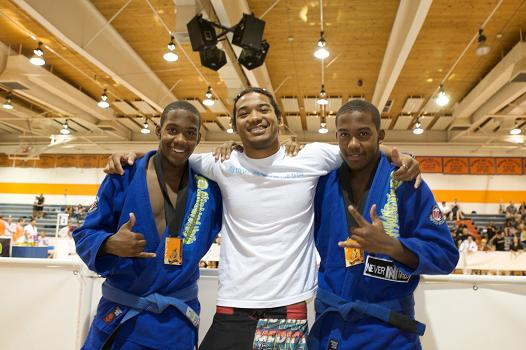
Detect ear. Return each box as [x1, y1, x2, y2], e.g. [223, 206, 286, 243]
[196, 132, 202, 145]
[155, 125, 161, 138]
[378, 129, 385, 143]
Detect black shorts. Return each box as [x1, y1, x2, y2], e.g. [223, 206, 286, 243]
[199, 302, 308, 350]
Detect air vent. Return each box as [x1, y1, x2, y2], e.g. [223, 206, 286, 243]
[382, 99, 393, 113]
[0, 81, 29, 90]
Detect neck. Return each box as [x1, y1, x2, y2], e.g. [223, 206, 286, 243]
[155, 150, 186, 190]
[243, 139, 280, 159]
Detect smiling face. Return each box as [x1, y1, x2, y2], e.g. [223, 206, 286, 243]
[234, 92, 280, 158]
[156, 109, 200, 167]
[336, 110, 384, 171]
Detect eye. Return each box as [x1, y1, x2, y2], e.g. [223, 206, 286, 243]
[359, 130, 370, 137]
[186, 130, 197, 138]
[338, 131, 350, 138]
[167, 127, 177, 135]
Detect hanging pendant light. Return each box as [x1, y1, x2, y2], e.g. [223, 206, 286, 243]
[163, 35, 179, 62]
[29, 42, 45, 66]
[202, 86, 215, 106]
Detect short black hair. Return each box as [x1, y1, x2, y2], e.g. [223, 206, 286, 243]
[160, 101, 201, 129]
[231, 87, 281, 128]
[336, 99, 381, 130]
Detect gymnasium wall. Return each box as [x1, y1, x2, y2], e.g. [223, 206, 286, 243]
[0, 154, 525, 214]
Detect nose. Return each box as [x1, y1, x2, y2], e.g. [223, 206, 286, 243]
[247, 109, 262, 123]
[347, 136, 360, 149]
[172, 132, 186, 144]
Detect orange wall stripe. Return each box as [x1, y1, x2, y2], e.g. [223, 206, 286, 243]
[0, 183, 99, 196]
[432, 190, 526, 203]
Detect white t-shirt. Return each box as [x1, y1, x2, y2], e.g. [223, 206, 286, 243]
[23, 224, 37, 238]
[190, 143, 341, 308]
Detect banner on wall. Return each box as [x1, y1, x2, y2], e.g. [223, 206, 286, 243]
[469, 158, 495, 175]
[443, 157, 469, 174]
[495, 158, 522, 175]
[415, 157, 443, 173]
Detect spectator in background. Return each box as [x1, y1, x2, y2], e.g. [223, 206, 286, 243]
[0, 215, 5, 236]
[13, 218, 25, 243]
[486, 222, 497, 241]
[489, 231, 506, 251]
[5, 216, 16, 237]
[23, 218, 38, 243]
[510, 235, 523, 253]
[459, 235, 478, 253]
[451, 199, 464, 221]
[34, 193, 45, 218]
[439, 201, 451, 220]
[520, 223, 526, 250]
[37, 231, 49, 246]
[506, 201, 517, 219]
[478, 238, 491, 252]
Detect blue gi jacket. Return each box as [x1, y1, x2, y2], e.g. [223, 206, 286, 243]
[311, 153, 459, 350]
[74, 150, 222, 349]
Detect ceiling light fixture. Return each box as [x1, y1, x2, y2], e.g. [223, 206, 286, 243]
[163, 35, 179, 62]
[60, 120, 71, 135]
[510, 122, 522, 135]
[476, 29, 491, 56]
[435, 84, 449, 106]
[97, 89, 110, 109]
[140, 119, 151, 134]
[318, 121, 329, 134]
[226, 124, 234, 134]
[413, 118, 424, 135]
[2, 95, 14, 110]
[317, 85, 329, 105]
[202, 86, 215, 106]
[29, 41, 45, 66]
[314, 31, 329, 60]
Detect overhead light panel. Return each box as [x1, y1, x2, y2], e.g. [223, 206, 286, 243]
[435, 84, 449, 106]
[317, 85, 328, 105]
[202, 86, 215, 106]
[476, 29, 491, 56]
[29, 42, 45, 66]
[510, 121, 522, 135]
[314, 31, 329, 60]
[163, 35, 179, 62]
[2, 95, 14, 110]
[226, 122, 234, 134]
[413, 119, 424, 135]
[140, 119, 151, 134]
[60, 120, 71, 135]
[97, 89, 110, 109]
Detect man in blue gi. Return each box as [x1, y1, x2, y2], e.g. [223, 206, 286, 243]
[310, 100, 459, 350]
[74, 101, 223, 349]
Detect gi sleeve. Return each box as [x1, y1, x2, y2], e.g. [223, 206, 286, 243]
[395, 180, 459, 276]
[73, 175, 125, 277]
[189, 153, 218, 181]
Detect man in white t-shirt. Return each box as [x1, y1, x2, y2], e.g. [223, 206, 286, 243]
[107, 87, 419, 350]
[23, 218, 38, 243]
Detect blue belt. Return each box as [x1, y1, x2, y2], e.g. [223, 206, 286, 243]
[101, 281, 200, 328]
[309, 288, 425, 348]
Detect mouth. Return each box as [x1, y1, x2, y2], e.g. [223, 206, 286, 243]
[170, 147, 186, 154]
[247, 124, 268, 135]
[346, 153, 364, 160]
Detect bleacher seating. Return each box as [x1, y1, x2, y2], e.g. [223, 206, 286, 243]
[0, 203, 85, 236]
[447, 214, 506, 233]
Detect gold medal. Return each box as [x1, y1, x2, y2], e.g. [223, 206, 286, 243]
[164, 237, 183, 265]
[344, 238, 364, 267]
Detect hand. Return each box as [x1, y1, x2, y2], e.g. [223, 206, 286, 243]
[391, 148, 421, 189]
[101, 213, 156, 258]
[213, 141, 243, 161]
[282, 136, 303, 156]
[104, 152, 138, 175]
[338, 204, 395, 255]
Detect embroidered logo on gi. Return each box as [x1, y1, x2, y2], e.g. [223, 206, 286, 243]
[379, 171, 400, 238]
[181, 175, 209, 245]
[87, 196, 99, 214]
[429, 205, 446, 225]
[102, 306, 122, 324]
[363, 256, 411, 283]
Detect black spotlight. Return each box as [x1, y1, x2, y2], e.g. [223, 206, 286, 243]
[187, 15, 218, 52]
[238, 40, 269, 70]
[199, 46, 227, 71]
[232, 14, 265, 51]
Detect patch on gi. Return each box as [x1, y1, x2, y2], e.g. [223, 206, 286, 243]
[363, 256, 411, 283]
[102, 306, 122, 324]
[87, 196, 99, 214]
[327, 339, 339, 350]
[429, 205, 446, 225]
